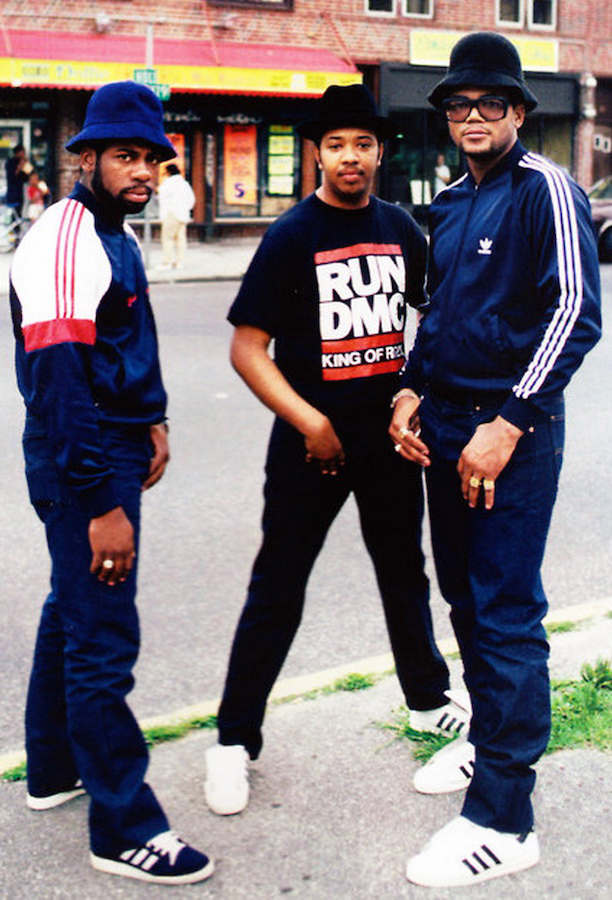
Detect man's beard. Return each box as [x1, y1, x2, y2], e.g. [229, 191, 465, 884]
[92, 162, 151, 217]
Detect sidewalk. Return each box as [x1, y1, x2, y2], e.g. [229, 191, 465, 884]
[1, 601, 610, 898]
[0, 236, 259, 294]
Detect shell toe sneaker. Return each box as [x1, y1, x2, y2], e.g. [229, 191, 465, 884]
[406, 815, 539, 887]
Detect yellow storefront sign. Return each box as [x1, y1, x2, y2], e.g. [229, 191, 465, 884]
[0, 57, 361, 94]
[410, 30, 558, 73]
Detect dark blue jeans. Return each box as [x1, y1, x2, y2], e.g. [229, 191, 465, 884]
[218, 415, 450, 759]
[421, 392, 564, 833]
[24, 419, 168, 856]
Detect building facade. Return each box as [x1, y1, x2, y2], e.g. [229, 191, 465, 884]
[0, 0, 609, 233]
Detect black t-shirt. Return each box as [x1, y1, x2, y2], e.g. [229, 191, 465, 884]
[228, 192, 426, 431]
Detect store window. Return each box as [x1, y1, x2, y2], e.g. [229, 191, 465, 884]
[216, 121, 300, 220]
[366, 0, 395, 15]
[519, 115, 572, 170]
[383, 109, 461, 221]
[402, 0, 433, 17]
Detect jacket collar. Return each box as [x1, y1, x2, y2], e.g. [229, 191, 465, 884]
[464, 138, 526, 189]
[69, 180, 125, 230]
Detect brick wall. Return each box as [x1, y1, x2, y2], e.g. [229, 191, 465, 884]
[5, 0, 610, 77]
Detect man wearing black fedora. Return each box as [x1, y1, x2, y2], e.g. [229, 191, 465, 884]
[391, 32, 601, 886]
[10, 80, 214, 885]
[204, 82, 470, 815]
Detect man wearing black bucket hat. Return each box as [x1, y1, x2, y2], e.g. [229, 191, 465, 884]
[391, 32, 601, 887]
[9, 81, 214, 885]
[204, 82, 470, 815]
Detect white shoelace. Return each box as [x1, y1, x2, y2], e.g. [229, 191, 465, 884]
[146, 830, 185, 866]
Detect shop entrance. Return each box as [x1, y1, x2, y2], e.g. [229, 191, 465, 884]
[0, 120, 31, 202]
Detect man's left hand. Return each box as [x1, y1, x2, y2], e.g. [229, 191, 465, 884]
[143, 423, 170, 490]
[457, 415, 524, 510]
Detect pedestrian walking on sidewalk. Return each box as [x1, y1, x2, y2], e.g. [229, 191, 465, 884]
[204, 83, 471, 818]
[157, 162, 195, 270]
[9, 80, 213, 886]
[391, 32, 601, 888]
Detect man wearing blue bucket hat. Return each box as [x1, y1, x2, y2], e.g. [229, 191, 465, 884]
[391, 32, 601, 887]
[9, 81, 213, 885]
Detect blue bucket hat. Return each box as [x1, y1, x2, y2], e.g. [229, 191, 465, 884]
[65, 81, 177, 161]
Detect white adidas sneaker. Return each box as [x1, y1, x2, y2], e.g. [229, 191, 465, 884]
[413, 737, 475, 794]
[409, 689, 472, 737]
[406, 815, 540, 887]
[204, 744, 249, 815]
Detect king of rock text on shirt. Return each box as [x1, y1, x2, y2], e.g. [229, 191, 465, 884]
[316, 242, 407, 381]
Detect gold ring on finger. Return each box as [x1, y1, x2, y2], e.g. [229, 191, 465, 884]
[469, 476, 481, 489]
[483, 478, 495, 491]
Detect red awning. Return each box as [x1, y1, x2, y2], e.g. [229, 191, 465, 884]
[0, 29, 359, 95]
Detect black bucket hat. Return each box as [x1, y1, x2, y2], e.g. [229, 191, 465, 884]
[66, 81, 177, 161]
[296, 83, 394, 142]
[428, 32, 538, 112]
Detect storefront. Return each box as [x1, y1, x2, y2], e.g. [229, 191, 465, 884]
[378, 30, 580, 222]
[0, 28, 361, 232]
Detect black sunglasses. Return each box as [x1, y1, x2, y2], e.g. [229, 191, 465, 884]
[441, 95, 510, 123]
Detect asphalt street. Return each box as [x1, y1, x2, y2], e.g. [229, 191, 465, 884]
[2, 267, 611, 758]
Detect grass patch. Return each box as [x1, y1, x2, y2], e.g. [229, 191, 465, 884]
[547, 659, 612, 754]
[2, 762, 26, 782]
[546, 620, 579, 635]
[380, 712, 454, 762]
[333, 672, 377, 692]
[272, 670, 387, 706]
[382, 658, 612, 764]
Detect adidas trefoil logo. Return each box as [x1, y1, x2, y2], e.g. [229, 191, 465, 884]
[478, 237, 493, 255]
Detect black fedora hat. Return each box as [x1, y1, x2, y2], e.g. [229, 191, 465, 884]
[428, 32, 538, 112]
[296, 83, 394, 142]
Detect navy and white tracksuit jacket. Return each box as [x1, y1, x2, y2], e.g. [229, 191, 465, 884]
[402, 139, 601, 426]
[9, 182, 170, 855]
[10, 180, 167, 517]
[401, 140, 601, 835]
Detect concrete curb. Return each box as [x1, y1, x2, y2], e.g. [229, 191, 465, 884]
[1, 597, 610, 776]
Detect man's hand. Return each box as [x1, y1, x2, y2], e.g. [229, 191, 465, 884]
[89, 506, 135, 586]
[142, 423, 170, 490]
[457, 415, 524, 510]
[304, 415, 345, 475]
[389, 393, 430, 466]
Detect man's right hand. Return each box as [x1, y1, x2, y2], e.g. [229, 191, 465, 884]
[389, 393, 431, 466]
[304, 414, 345, 476]
[89, 506, 135, 586]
